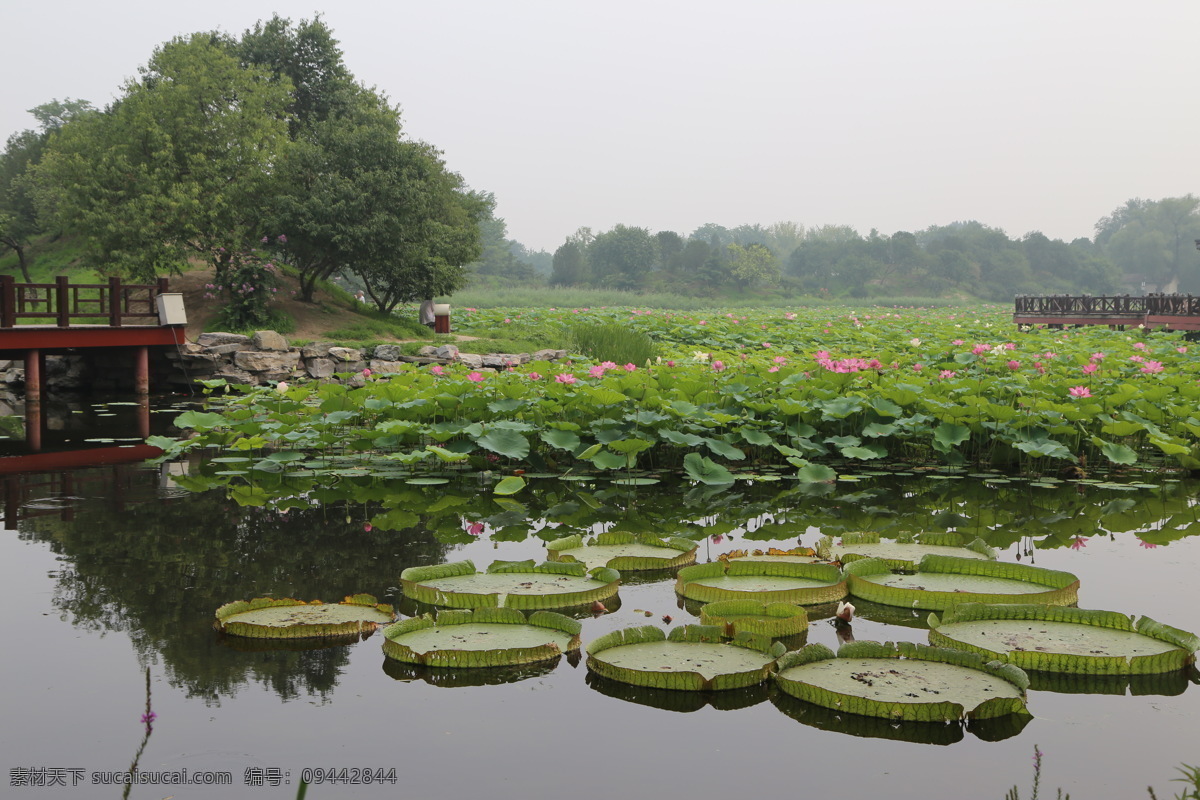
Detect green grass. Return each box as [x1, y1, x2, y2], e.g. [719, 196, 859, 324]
[569, 322, 657, 364]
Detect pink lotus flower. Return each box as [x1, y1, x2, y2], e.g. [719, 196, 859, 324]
[467, 522, 484, 536]
[784, 312, 796, 320]
[762, 342, 771, 348]
[1070, 536, 1087, 550]
[1141, 361, 1164, 373]
[1004, 342, 1016, 350]
[1139, 539, 1158, 549]
[1177, 346, 1188, 354]
[467, 371, 485, 382]
[1129, 355, 1144, 363]
[1091, 352, 1106, 361]
[939, 370, 956, 380]
[588, 365, 606, 378]
[1042, 352, 1058, 359]
[1082, 363, 1098, 374]
[275, 381, 289, 393]
[1006, 360, 1020, 370]
[361, 368, 372, 377]
[972, 343, 990, 355]
[773, 356, 788, 364]
[555, 373, 577, 384]
[527, 371, 542, 380]
[430, 364, 445, 376]
[952, 339, 965, 346]
[712, 360, 726, 372]
[666, 360, 675, 367]
[814, 350, 831, 360]
[1068, 385, 1091, 398]
[913, 363, 924, 372]
[601, 361, 618, 371]
[363, 523, 373, 532]
[1133, 342, 1147, 350]
[768, 365, 780, 373]
[624, 363, 637, 372]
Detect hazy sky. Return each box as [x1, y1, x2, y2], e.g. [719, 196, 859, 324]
[5, 1, 1197, 253]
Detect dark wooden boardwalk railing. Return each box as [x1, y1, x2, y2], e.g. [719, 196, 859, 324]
[1, 275, 170, 328]
[1014, 294, 1200, 331]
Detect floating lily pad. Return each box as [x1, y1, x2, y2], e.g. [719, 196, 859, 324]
[775, 641, 1030, 722]
[215, 594, 394, 639]
[400, 559, 620, 610]
[586, 625, 786, 691]
[928, 604, 1199, 675]
[382, 608, 581, 667]
[719, 546, 821, 565]
[676, 560, 847, 605]
[546, 531, 697, 571]
[844, 555, 1079, 611]
[700, 600, 809, 639]
[821, 532, 995, 570]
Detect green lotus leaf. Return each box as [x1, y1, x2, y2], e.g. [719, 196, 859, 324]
[796, 463, 838, 483]
[683, 452, 735, 485]
[540, 428, 582, 452]
[928, 603, 1199, 675]
[401, 559, 620, 609]
[382, 609, 581, 668]
[586, 624, 781, 691]
[215, 594, 394, 639]
[845, 556, 1079, 611]
[492, 476, 527, 495]
[676, 560, 847, 605]
[701, 600, 810, 639]
[545, 531, 698, 571]
[475, 429, 530, 459]
[775, 641, 1030, 722]
[824, 533, 995, 570]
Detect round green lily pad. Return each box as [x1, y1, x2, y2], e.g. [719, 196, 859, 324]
[215, 594, 394, 639]
[928, 604, 1199, 675]
[844, 555, 1078, 611]
[382, 608, 582, 667]
[586, 625, 785, 691]
[822, 532, 995, 570]
[401, 559, 621, 610]
[700, 600, 810, 639]
[676, 560, 847, 605]
[546, 531, 697, 571]
[775, 641, 1030, 722]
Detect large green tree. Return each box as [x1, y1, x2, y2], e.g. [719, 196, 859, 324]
[1094, 196, 1200, 293]
[34, 35, 291, 281]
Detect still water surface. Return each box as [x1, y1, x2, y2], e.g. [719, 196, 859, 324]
[1, 441, 1197, 799]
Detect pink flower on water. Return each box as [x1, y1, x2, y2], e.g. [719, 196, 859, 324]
[1129, 355, 1145, 363]
[430, 364, 445, 376]
[1082, 363, 1099, 374]
[952, 339, 965, 346]
[467, 371, 485, 382]
[773, 355, 787, 364]
[1034, 361, 1046, 374]
[1139, 539, 1158, 549]
[588, 365, 606, 378]
[711, 360, 726, 372]
[527, 371, 542, 380]
[768, 365, 780, 373]
[1141, 361, 1164, 374]
[555, 373, 577, 384]
[698, 320, 707, 325]
[710, 534, 724, 544]
[1091, 352, 1107, 361]
[467, 522, 484, 536]
[361, 368, 372, 377]
[601, 361, 618, 371]
[784, 312, 796, 320]
[1133, 342, 1147, 350]
[814, 350, 831, 360]
[623, 363, 637, 372]
[275, 381, 289, 393]
[913, 363, 924, 372]
[1070, 536, 1087, 550]
[1068, 386, 1091, 398]
[363, 523, 373, 532]
[1042, 352, 1058, 359]
[762, 342, 771, 348]
[1006, 360, 1020, 370]
[939, 370, 956, 380]
[972, 343, 990, 355]
[666, 360, 675, 367]
[1004, 342, 1017, 350]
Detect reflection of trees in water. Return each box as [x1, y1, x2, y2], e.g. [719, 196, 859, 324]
[20, 466, 450, 704]
[18, 462, 1199, 704]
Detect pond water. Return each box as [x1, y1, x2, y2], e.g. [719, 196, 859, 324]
[1, 424, 1198, 799]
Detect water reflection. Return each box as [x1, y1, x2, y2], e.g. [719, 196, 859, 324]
[383, 657, 567, 688]
[585, 672, 770, 713]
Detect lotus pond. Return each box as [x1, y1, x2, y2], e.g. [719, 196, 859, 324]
[4, 304, 1200, 799]
[2, 453, 1198, 799]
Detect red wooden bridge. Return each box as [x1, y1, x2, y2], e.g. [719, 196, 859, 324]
[0, 275, 186, 406]
[1013, 294, 1200, 331]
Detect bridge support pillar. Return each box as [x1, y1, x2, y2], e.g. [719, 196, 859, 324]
[134, 346, 149, 395]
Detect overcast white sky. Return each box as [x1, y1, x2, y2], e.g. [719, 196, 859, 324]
[4, 1, 1197, 253]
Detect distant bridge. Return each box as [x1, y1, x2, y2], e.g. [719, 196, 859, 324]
[1013, 294, 1200, 331]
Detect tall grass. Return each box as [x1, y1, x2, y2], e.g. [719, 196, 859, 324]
[570, 322, 657, 364]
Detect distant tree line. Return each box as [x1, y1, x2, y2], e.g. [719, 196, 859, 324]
[0, 15, 485, 313]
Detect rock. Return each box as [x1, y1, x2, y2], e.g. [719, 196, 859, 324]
[200, 342, 251, 356]
[328, 346, 363, 363]
[458, 353, 484, 369]
[233, 350, 301, 373]
[301, 342, 336, 358]
[372, 344, 404, 361]
[252, 330, 290, 351]
[531, 349, 563, 362]
[481, 354, 519, 369]
[434, 344, 460, 360]
[197, 332, 250, 347]
[212, 366, 258, 385]
[368, 360, 405, 374]
[417, 346, 438, 357]
[305, 358, 337, 379]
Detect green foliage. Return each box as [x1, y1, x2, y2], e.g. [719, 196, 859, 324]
[570, 322, 657, 365]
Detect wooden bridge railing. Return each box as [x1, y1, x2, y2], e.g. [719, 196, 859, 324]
[0, 275, 169, 329]
[1145, 294, 1200, 316]
[1013, 295, 1147, 315]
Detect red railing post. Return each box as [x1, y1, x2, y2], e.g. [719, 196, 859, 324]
[1, 275, 13, 328]
[55, 276, 70, 327]
[109, 277, 123, 327]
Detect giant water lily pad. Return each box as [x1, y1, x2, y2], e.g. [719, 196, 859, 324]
[546, 531, 697, 570]
[676, 560, 846, 605]
[401, 559, 620, 609]
[586, 625, 786, 691]
[775, 641, 1030, 722]
[215, 594, 394, 639]
[844, 555, 1078, 611]
[700, 600, 810, 639]
[821, 532, 995, 570]
[382, 608, 581, 667]
[928, 604, 1199, 675]
[719, 546, 822, 565]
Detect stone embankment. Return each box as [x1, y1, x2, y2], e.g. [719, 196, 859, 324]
[162, 331, 569, 387]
